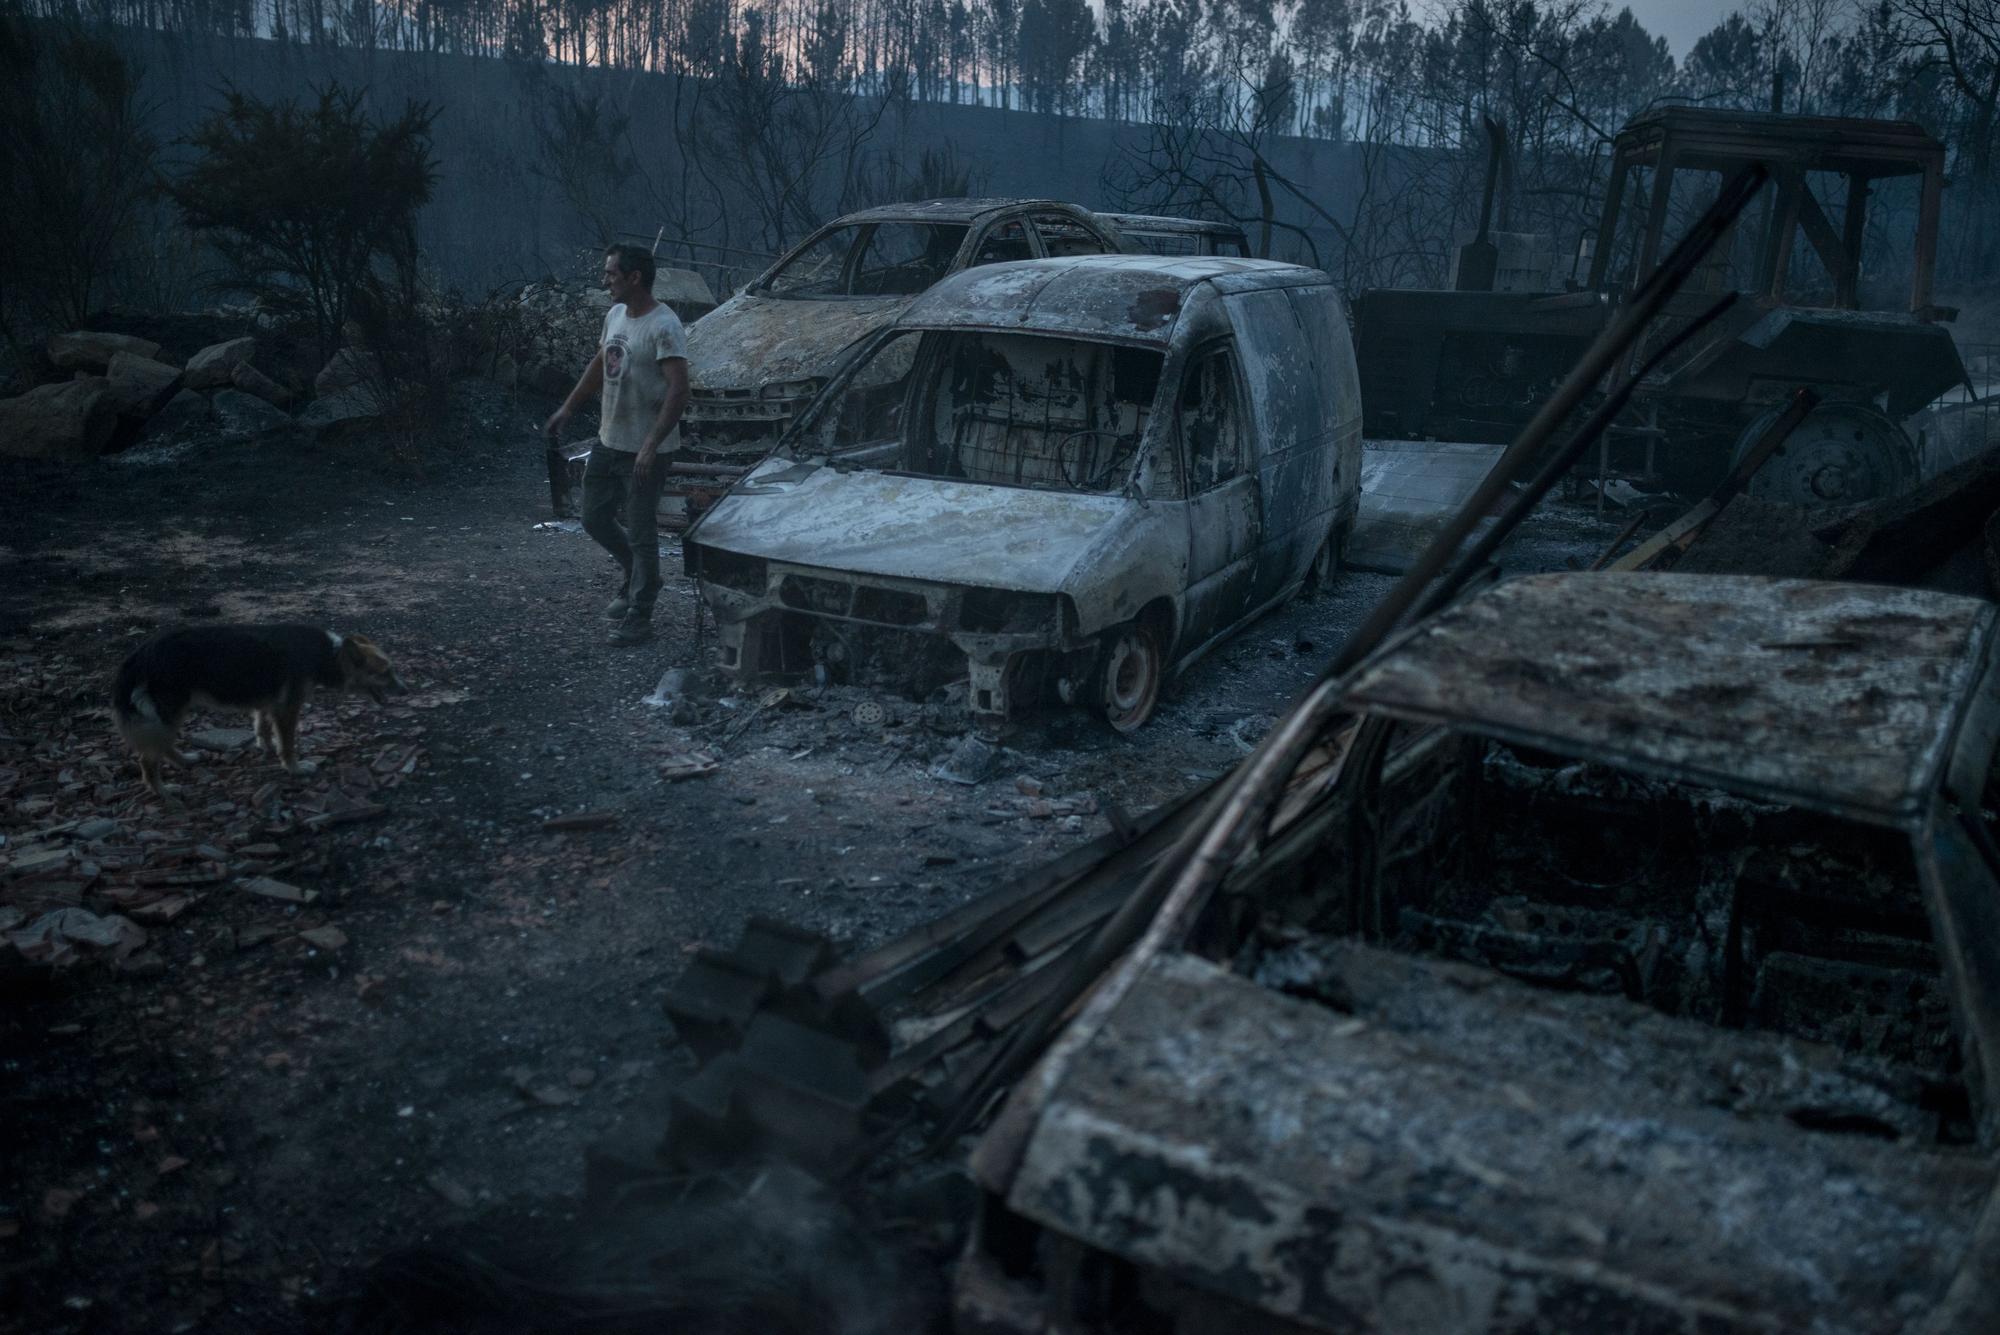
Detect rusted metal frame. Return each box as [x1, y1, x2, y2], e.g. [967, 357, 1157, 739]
[1606, 386, 1821, 573]
[1839, 174, 1870, 309]
[951, 168, 1770, 1167]
[1588, 152, 1631, 291]
[1766, 166, 1807, 300]
[1792, 181, 1853, 294]
[1914, 155, 1945, 314]
[1634, 151, 1679, 287]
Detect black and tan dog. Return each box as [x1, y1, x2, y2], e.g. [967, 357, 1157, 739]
[112, 625, 404, 796]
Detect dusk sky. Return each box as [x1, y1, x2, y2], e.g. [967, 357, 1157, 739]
[1619, 0, 1743, 58]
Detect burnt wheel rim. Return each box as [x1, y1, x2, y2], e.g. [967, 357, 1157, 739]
[1308, 535, 1336, 589]
[1101, 626, 1161, 733]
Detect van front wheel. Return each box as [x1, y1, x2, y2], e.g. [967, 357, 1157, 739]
[1099, 624, 1162, 733]
[1303, 532, 1340, 598]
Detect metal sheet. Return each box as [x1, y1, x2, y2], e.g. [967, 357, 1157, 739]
[1006, 950, 1990, 1333]
[897, 256, 1315, 346]
[692, 458, 1153, 600]
[1349, 441, 1504, 575]
[1342, 572, 1994, 825]
[687, 292, 907, 392]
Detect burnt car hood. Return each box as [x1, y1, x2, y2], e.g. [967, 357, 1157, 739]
[688, 292, 910, 391]
[689, 463, 1135, 596]
[990, 948, 1991, 1333]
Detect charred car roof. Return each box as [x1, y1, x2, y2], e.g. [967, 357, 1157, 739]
[1342, 572, 1998, 825]
[895, 254, 1323, 345]
[823, 197, 1090, 225]
[1099, 212, 1250, 236]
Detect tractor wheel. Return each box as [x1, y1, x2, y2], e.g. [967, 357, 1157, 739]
[1099, 624, 1163, 734]
[1736, 401, 1917, 507]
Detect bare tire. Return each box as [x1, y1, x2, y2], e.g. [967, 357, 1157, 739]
[1738, 401, 1916, 507]
[1099, 624, 1162, 734]
[1302, 531, 1340, 598]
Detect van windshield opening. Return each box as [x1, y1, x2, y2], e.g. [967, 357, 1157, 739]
[796, 330, 1165, 494]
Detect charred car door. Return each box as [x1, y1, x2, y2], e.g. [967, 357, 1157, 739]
[1226, 286, 1336, 607]
[1176, 341, 1262, 646]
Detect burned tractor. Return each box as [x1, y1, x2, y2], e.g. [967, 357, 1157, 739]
[1357, 107, 1968, 505]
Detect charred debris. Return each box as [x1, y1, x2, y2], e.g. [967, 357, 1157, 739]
[349, 159, 2000, 1335]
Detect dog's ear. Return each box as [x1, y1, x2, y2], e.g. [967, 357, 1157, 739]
[340, 635, 393, 673]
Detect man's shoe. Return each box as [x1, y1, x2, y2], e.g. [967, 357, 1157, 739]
[606, 594, 630, 620]
[608, 615, 653, 646]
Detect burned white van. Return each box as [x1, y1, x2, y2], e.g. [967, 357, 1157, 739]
[682, 255, 1362, 731]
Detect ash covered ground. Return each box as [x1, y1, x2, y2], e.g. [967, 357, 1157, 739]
[0, 381, 1623, 1333]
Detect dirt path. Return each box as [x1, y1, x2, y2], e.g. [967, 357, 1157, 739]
[0, 395, 1617, 1333]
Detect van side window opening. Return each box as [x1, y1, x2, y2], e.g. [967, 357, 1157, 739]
[1181, 349, 1245, 491]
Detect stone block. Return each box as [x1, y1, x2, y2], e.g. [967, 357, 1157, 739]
[212, 388, 292, 439]
[0, 378, 119, 460]
[183, 337, 256, 389]
[230, 362, 292, 409]
[47, 331, 160, 371]
[103, 352, 183, 417]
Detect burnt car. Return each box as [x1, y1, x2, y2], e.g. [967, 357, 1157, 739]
[682, 255, 1363, 732]
[682, 199, 1129, 457]
[1098, 214, 1252, 259]
[958, 572, 2000, 1332]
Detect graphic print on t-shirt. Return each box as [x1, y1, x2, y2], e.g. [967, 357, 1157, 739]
[603, 335, 629, 381]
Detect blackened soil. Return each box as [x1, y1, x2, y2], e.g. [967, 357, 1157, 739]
[0, 385, 1618, 1333]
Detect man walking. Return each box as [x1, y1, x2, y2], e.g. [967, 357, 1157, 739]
[545, 245, 690, 646]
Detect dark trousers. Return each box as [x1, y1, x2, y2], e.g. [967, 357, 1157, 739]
[581, 445, 665, 615]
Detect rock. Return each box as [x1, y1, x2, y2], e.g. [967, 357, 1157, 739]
[314, 348, 379, 395]
[298, 384, 383, 436]
[183, 336, 256, 389]
[103, 352, 182, 417]
[0, 378, 119, 460]
[296, 926, 347, 951]
[140, 389, 213, 442]
[241, 876, 317, 904]
[230, 362, 292, 409]
[488, 353, 519, 388]
[47, 330, 159, 371]
[211, 388, 292, 439]
[931, 734, 998, 786]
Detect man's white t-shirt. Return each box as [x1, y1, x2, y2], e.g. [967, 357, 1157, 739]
[598, 302, 688, 453]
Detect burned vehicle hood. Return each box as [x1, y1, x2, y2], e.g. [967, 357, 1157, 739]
[689, 462, 1134, 595]
[687, 293, 909, 391]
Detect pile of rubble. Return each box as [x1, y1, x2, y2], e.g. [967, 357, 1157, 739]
[0, 328, 396, 463]
[508, 280, 613, 399]
[0, 646, 438, 986]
